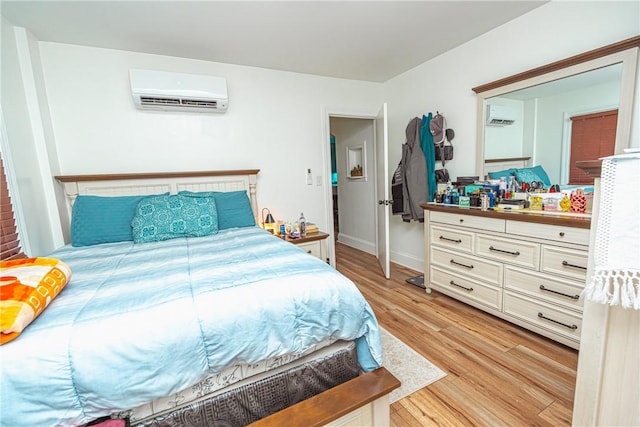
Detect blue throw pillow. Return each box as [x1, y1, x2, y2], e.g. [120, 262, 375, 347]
[529, 165, 552, 186]
[131, 194, 218, 243]
[71, 195, 149, 247]
[487, 168, 515, 180]
[180, 190, 256, 230]
[514, 165, 552, 187]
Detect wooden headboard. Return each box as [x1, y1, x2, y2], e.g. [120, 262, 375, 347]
[484, 157, 531, 175]
[55, 170, 260, 226]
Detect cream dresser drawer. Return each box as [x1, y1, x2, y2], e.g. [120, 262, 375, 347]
[541, 246, 588, 281]
[476, 234, 540, 270]
[296, 240, 323, 259]
[430, 225, 474, 253]
[431, 247, 503, 286]
[431, 266, 502, 310]
[506, 220, 590, 246]
[505, 266, 584, 311]
[503, 291, 582, 342]
[430, 211, 505, 233]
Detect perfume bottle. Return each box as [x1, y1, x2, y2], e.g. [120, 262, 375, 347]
[299, 212, 306, 237]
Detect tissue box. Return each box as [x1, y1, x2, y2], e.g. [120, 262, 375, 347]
[538, 193, 564, 211]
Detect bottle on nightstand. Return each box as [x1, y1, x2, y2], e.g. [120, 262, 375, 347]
[299, 212, 306, 237]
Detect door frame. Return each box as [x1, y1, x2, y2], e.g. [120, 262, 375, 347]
[322, 107, 381, 268]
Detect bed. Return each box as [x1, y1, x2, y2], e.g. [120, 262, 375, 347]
[0, 170, 399, 427]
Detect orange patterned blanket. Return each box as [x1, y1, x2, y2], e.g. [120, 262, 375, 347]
[0, 257, 71, 344]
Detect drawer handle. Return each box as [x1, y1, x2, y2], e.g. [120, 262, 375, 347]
[539, 285, 580, 300]
[459, 219, 464, 223]
[450, 259, 474, 269]
[538, 312, 578, 330]
[559, 232, 565, 237]
[439, 236, 462, 243]
[489, 246, 520, 256]
[307, 250, 312, 254]
[562, 261, 587, 270]
[450, 280, 473, 292]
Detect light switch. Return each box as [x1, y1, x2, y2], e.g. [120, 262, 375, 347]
[316, 176, 322, 186]
[306, 168, 313, 185]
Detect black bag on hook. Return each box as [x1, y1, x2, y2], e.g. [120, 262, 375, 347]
[435, 128, 454, 161]
[435, 168, 450, 183]
[435, 142, 453, 161]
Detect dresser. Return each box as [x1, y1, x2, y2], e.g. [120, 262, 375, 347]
[423, 204, 591, 349]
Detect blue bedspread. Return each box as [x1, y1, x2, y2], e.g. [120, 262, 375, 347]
[0, 227, 382, 426]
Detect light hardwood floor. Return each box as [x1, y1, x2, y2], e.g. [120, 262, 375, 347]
[335, 242, 579, 427]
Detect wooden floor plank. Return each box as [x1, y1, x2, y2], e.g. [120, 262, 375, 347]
[335, 242, 578, 426]
[538, 400, 574, 426]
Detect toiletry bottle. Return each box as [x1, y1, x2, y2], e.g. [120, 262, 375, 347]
[499, 176, 507, 200]
[487, 191, 495, 208]
[299, 212, 306, 237]
[508, 176, 518, 197]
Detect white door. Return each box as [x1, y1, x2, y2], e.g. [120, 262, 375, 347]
[375, 103, 390, 279]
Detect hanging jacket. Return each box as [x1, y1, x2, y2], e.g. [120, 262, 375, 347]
[391, 162, 407, 215]
[400, 117, 428, 222]
[420, 113, 437, 202]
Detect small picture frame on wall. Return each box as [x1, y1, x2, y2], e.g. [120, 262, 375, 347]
[346, 144, 366, 180]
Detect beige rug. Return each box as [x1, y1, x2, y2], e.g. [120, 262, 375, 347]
[380, 327, 446, 403]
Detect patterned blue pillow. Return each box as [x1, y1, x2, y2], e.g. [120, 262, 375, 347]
[71, 195, 149, 247]
[179, 190, 256, 230]
[131, 194, 218, 243]
[514, 166, 551, 186]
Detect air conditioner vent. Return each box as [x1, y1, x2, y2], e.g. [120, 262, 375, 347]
[181, 99, 217, 108]
[486, 105, 517, 126]
[140, 97, 181, 106]
[131, 69, 228, 113]
[488, 118, 515, 126]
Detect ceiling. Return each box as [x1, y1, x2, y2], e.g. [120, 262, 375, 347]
[1, 1, 547, 82]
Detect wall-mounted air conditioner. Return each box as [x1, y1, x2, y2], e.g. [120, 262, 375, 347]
[486, 104, 516, 126]
[129, 69, 228, 113]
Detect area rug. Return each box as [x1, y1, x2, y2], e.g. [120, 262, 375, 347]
[380, 327, 446, 403]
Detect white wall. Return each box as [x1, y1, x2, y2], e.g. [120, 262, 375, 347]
[383, 1, 640, 272]
[330, 117, 376, 254]
[35, 42, 383, 246]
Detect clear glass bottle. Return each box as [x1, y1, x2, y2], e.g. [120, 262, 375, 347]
[508, 176, 518, 197]
[499, 176, 507, 200]
[299, 212, 306, 237]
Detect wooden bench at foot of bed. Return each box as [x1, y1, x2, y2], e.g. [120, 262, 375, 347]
[250, 367, 400, 427]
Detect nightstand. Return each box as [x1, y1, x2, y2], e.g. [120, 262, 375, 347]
[286, 231, 329, 262]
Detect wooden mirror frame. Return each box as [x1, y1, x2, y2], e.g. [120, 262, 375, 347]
[472, 36, 640, 180]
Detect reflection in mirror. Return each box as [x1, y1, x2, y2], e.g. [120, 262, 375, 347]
[474, 36, 639, 190]
[484, 63, 622, 186]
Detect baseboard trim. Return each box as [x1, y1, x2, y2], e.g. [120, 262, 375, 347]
[337, 234, 375, 255]
[389, 250, 424, 273]
[336, 236, 424, 273]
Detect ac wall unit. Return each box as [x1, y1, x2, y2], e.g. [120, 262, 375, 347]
[129, 69, 228, 113]
[486, 105, 516, 126]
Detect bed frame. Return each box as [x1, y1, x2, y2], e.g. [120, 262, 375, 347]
[483, 156, 531, 175]
[56, 169, 261, 224]
[54, 169, 400, 427]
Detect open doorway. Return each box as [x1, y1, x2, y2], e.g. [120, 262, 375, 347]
[328, 117, 377, 260]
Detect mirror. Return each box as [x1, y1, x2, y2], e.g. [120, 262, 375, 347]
[474, 36, 639, 186]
